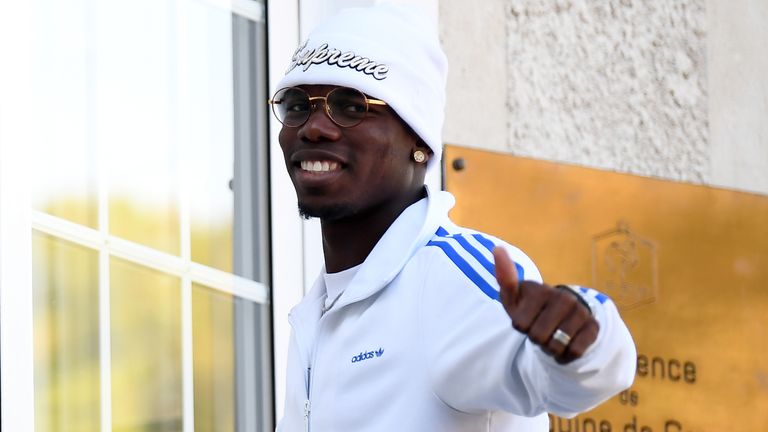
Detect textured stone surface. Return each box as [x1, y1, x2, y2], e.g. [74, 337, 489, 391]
[505, 0, 708, 182]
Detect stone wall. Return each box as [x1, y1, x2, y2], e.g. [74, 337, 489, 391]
[441, 0, 768, 195]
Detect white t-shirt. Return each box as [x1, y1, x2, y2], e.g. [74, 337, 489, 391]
[322, 263, 361, 313]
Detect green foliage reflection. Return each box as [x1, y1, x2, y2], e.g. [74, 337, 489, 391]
[33, 198, 238, 432]
[33, 232, 101, 431]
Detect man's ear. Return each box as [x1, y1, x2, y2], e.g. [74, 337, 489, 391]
[414, 139, 432, 155]
[412, 140, 432, 161]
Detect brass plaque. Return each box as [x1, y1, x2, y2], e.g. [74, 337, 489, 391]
[444, 145, 768, 432]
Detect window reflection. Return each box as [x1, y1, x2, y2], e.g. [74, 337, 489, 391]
[27, 0, 270, 430]
[110, 258, 182, 431]
[32, 231, 100, 431]
[100, 0, 180, 255]
[192, 284, 235, 431]
[30, 0, 97, 228]
[187, 2, 236, 273]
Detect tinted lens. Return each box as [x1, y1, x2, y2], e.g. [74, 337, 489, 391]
[326, 87, 368, 127]
[273, 87, 310, 127]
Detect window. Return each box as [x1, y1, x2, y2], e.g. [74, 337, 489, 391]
[1, 0, 272, 430]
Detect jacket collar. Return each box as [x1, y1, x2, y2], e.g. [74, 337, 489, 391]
[290, 186, 456, 319]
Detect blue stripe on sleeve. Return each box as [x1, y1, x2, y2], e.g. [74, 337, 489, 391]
[434, 229, 608, 305]
[427, 239, 500, 301]
[451, 235, 496, 277]
[436, 228, 496, 276]
[471, 233, 525, 281]
[577, 286, 610, 305]
[435, 227, 526, 283]
[471, 233, 495, 252]
[514, 262, 525, 282]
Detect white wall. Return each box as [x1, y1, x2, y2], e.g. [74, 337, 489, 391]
[441, 0, 768, 196]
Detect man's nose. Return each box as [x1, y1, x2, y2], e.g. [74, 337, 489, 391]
[298, 101, 342, 143]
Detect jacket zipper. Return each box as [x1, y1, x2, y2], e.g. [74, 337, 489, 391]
[298, 298, 337, 431]
[304, 367, 312, 432]
[305, 313, 325, 432]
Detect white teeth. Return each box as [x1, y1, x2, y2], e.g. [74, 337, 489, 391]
[300, 160, 341, 172]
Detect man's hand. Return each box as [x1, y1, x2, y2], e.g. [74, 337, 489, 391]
[493, 247, 599, 364]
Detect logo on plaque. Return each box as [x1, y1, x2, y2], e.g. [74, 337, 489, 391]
[592, 221, 658, 310]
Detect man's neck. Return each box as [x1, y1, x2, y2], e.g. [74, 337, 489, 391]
[320, 188, 426, 273]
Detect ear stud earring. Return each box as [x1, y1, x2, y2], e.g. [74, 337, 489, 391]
[413, 150, 427, 164]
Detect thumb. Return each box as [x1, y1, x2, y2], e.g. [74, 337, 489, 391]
[493, 246, 520, 306]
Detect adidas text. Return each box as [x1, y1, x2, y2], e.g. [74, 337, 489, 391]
[351, 347, 385, 363]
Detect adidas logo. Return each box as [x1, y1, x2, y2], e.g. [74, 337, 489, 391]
[351, 347, 385, 363]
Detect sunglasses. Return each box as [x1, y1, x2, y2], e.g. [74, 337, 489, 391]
[269, 86, 388, 128]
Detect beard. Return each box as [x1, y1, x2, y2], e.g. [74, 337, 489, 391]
[297, 201, 359, 221]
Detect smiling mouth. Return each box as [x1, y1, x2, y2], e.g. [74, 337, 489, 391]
[299, 160, 342, 173]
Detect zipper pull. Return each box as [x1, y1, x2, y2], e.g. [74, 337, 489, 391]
[304, 399, 311, 432]
[304, 367, 312, 431]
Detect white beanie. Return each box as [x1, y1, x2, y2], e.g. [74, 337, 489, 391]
[276, 3, 448, 174]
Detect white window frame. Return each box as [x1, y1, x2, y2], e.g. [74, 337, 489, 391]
[0, 2, 37, 429]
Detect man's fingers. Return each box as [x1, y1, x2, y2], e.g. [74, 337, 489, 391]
[493, 246, 598, 364]
[555, 320, 600, 364]
[540, 299, 589, 358]
[526, 288, 579, 348]
[508, 281, 548, 333]
[493, 246, 519, 307]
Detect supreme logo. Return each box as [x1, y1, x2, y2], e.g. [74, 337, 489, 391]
[286, 40, 390, 80]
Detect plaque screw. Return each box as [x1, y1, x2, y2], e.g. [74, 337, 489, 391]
[452, 158, 466, 171]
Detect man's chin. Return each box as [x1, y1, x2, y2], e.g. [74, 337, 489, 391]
[297, 201, 357, 221]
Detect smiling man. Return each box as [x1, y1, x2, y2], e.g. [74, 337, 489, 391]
[270, 4, 636, 431]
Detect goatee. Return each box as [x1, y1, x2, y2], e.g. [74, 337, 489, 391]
[298, 202, 358, 221]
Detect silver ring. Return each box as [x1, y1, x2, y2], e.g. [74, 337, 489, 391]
[552, 329, 572, 346]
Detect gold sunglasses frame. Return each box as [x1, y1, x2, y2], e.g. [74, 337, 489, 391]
[268, 87, 388, 128]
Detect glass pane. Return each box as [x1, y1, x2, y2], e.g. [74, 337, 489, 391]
[32, 231, 100, 431]
[30, 0, 97, 228]
[231, 13, 270, 286]
[192, 284, 235, 431]
[99, 1, 180, 254]
[192, 283, 270, 432]
[110, 258, 181, 431]
[186, 2, 235, 272]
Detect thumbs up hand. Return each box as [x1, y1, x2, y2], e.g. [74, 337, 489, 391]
[493, 247, 599, 364]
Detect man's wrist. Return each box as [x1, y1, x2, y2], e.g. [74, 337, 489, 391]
[555, 284, 594, 315]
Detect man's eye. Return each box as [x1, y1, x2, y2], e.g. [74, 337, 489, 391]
[341, 102, 366, 113]
[286, 101, 309, 112]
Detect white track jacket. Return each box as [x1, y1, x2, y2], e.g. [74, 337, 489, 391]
[277, 188, 636, 431]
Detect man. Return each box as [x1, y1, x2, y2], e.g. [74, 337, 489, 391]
[270, 4, 635, 431]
